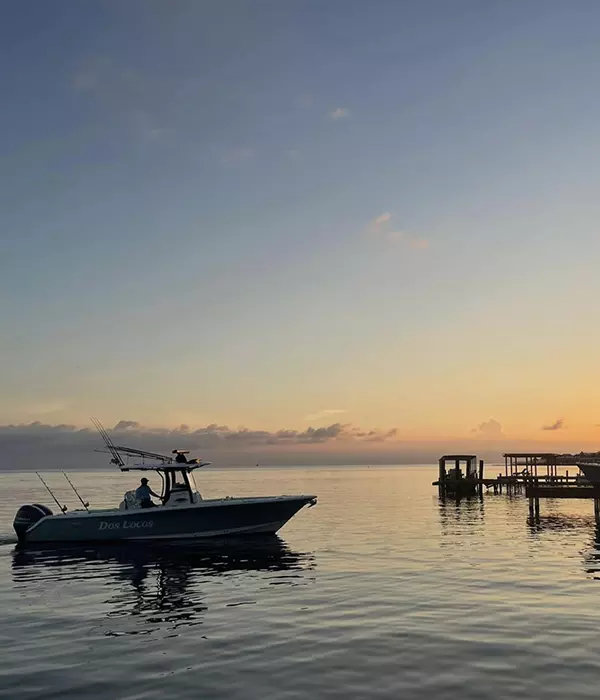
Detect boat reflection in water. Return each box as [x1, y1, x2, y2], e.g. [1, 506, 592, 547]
[12, 537, 315, 637]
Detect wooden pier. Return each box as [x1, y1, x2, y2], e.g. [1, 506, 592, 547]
[503, 451, 600, 477]
[525, 482, 600, 521]
[434, 450, 600, 522]
[433, 453, 583, 496]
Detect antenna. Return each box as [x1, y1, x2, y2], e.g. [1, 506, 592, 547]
[62, 472, 90, 512]
[36, 473, 67, 513]
[90, 417, 124, 467]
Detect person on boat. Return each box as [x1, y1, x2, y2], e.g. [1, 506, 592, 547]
[135, 477, 161, 508]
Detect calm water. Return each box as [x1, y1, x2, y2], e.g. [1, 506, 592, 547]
[1, 465, 600, 699]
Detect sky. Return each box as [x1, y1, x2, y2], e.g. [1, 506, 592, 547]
[2, 0, 600, 466]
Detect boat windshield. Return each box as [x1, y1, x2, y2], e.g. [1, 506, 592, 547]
[158, 467, 202, 504]
[189, 470, 201, 498]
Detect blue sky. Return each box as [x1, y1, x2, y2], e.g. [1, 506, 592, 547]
[2, 1, 600, 456]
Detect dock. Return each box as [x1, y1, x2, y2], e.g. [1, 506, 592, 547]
[525, 482, 600, 520]
[434, 451, 600, 521]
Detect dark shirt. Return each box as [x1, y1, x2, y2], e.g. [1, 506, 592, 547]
[136, 484, 153, 501]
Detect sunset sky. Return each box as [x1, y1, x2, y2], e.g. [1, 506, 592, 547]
[2, 1, 600, 463]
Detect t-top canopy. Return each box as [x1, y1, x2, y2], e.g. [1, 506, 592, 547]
[91, 418, 210, 471]
[120, 462, 211, 472]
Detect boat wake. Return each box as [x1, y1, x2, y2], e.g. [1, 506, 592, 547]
[0, 536, 19, 547]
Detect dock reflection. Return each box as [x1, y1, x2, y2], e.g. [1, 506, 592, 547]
[11, 537, 315, 636]
[437, 492, 485, 546]
[526, 512, 595, 535]
[437, 492, 485, 520]
[581, 524, 600, 578]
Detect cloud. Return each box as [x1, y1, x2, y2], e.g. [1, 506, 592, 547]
[368, 213, 430, 250]
[304, 409, 348, 422]
[368, 212, 392, 236]
[221, 148, 254, 164]
[329, 107, 349, 120]
[3, 421, 78, 433]
[542, 418, 565, 431]
[298, 424, 347, 441]
[0, 419, 399, 468]
[471, 418, 506, 439]
[113, 420, 141, 431]
[4, 420, 600, 470]
[364, 428, 398, 443]
[373, 212, 391, 226]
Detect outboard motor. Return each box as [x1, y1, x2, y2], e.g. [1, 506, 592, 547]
[13, 504, 53, 541]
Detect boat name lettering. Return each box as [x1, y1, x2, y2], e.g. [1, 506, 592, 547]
[98, 520, 154, 531]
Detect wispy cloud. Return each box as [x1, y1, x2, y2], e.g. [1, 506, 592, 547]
[368, 213, 430, 250]
[470, 418, 506, 439]
[221, 148, 255, 164]
[368, 212, 392, 236]
[329, 107, 349, 120]
[350, 427, 398, 442]
[304, 409, 348, 422]
[373, 212, 391, 226]
[542, 418, 565, 431]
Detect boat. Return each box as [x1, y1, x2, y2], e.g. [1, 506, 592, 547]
[575, 462, 600, 485]
[13, 421, 317, 544]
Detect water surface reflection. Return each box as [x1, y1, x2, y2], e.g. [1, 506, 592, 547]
[12, 537, 315, 637]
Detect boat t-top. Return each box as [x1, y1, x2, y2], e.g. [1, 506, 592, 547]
[13, 420, 317, 544]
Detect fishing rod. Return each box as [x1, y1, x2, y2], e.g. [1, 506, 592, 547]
[36, 472, 67, 513]
[62, 472, 90, 512]
[90, 416, 124, 467]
